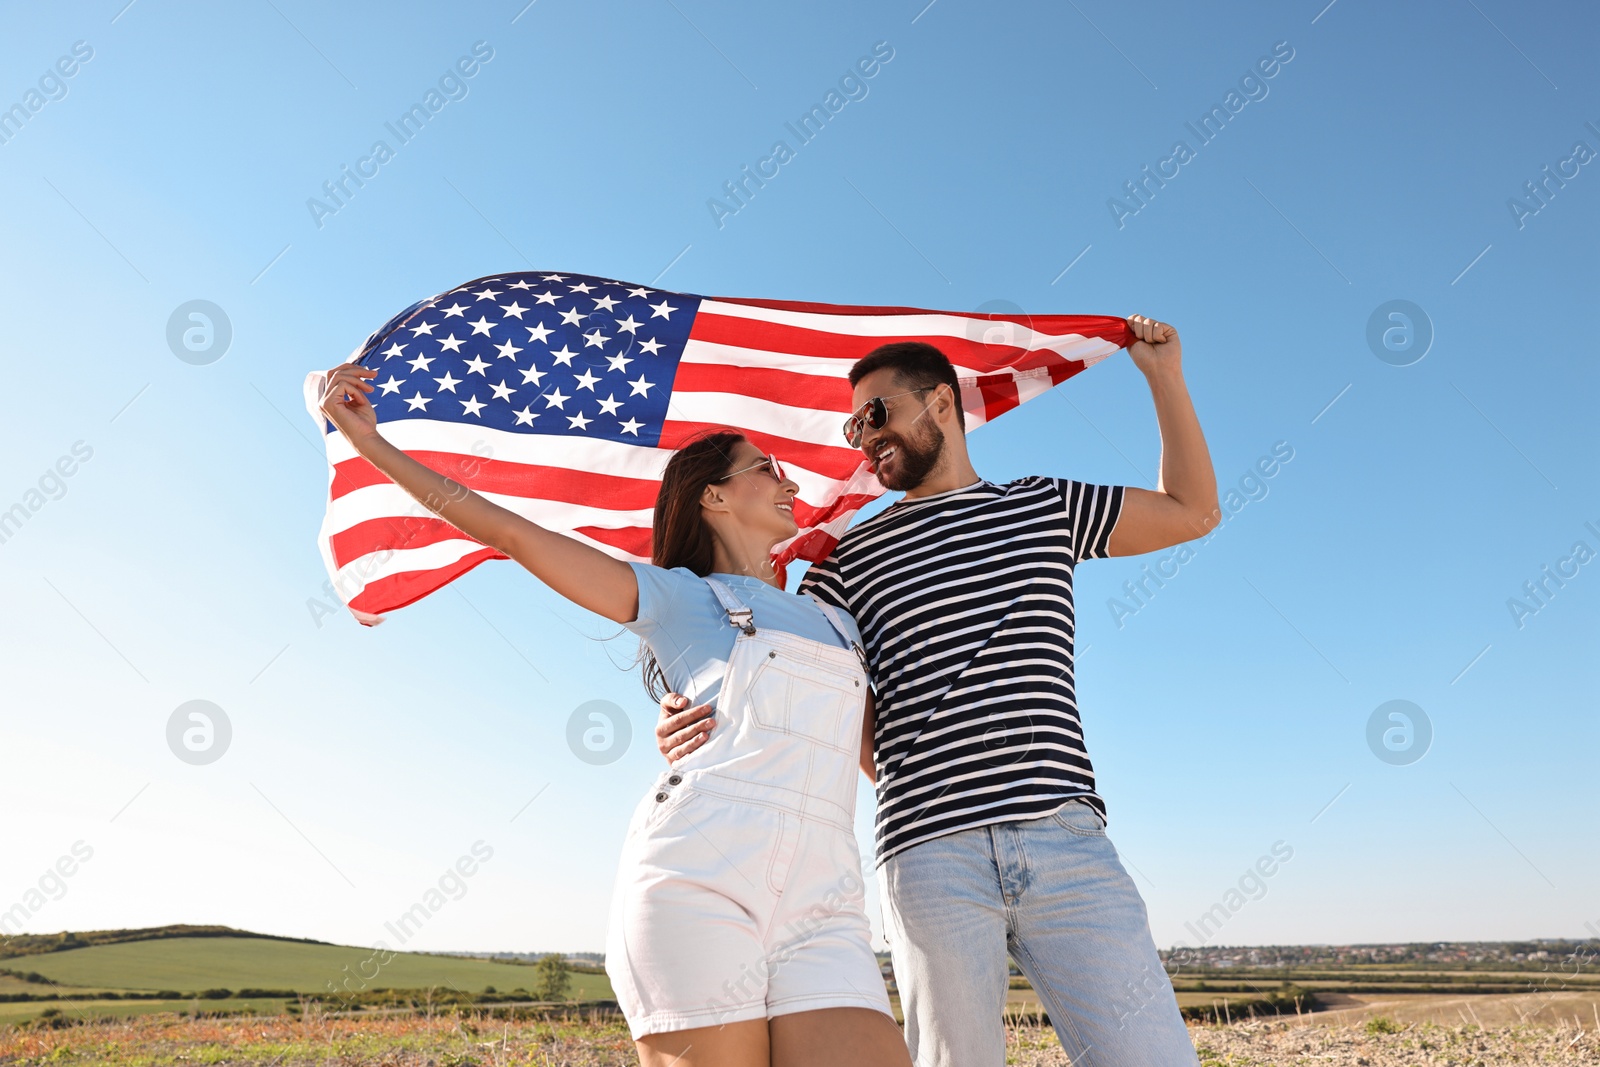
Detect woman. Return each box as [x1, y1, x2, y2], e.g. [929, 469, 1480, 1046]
[318, 361, 910, 1067]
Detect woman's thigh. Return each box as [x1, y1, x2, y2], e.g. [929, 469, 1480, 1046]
[636, 1018, 769, 1067]
[770, 1007, 911, 1067]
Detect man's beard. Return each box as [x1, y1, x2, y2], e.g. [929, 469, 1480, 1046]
[876, 420, 945, 492]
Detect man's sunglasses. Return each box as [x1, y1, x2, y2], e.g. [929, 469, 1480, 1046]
[842, 387, 934, 449]
[715, 453, 786, 483]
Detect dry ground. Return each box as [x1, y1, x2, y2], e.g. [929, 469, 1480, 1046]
[3, 1005, 1599, 1066]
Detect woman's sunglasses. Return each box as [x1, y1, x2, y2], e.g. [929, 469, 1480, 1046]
[716, 453, 786, 483]
[842, 387, 933, 449]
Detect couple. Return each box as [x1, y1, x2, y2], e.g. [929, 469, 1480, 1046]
[319, 314, 1214, 1066]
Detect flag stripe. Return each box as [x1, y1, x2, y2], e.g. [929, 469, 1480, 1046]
[691, 305, 1125, 376]
[701, 298, 1134, 350]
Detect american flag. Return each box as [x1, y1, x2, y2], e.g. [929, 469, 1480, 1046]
[303, 270, 1135, 625]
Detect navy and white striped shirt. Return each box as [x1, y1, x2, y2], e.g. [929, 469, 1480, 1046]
[798, 476, 1124, 864]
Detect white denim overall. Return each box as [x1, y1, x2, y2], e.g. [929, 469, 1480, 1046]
[604, 577, 893, 1039]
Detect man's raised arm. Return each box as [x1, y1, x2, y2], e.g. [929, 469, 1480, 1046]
[1106, 315, 1221, 557]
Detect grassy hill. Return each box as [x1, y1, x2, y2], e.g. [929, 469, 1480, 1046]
[21, 936, 610, 997]
[0, 924, 330, 959]
[1, 928, 614, 1007]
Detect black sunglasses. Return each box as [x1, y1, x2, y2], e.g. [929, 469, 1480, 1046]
[843, 387, 935, 448]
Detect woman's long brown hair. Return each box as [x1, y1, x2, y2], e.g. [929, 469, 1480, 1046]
[640, 430, 745, 701]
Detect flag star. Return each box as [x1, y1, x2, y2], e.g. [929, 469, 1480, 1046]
[463, 355, 491, 376]
[626, 287, 650, 298]
[469, 315, 497, 337]
[474, 287, 501, 301]
[381, 341, 407, 360]
[533, 290, 559, 306]
[407, 353, 436, 372]
[513, 405, 538, 425]
[494, 339, 524, 360]
[549, 345, 578, 366]
[606, 352, 633, 373]
[583, 329, 609, 349]
[409, 321, 437, 336]
[490, 380, 516, 401]
[433, 371, 462, 393]
[558, 307, 584, 327]
[541, 273, 566, 282]
[574, 369, 600, 391]
[405, 391, 432, 411]
[379, 375, 406, 395]
[615, 315, 642, 334]
[438, 334, 466, 353]
[543, 387, 571, 409]
[649, 299, 678, 320]
[509, 279, 534, 290]
[499, 301, 528, 319]
[568, 282, 595, 294]
[619, 417, 644, 436]
[567, 410, 593, 430]
[525, 322, 553, 344]
[597, 393, 623, 416]
[440, 302, 469, 318]
[460, 395, 486, 417]
[518, 364, 547, 386]
[628, 374, 655, 397]
[593, 295, 619, 312]
[638, 337, 664, 355]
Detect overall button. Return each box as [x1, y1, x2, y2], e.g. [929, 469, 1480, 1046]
[654, 791, 669, 803]
[666, 774, 682, 786]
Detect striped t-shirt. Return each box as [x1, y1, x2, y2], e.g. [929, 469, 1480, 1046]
[797, 476, 1125, 864]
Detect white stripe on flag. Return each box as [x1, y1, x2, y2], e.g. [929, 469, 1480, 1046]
[326, 483, 656, 537]
[700, 299, 1123, 358]
[664, 390, 850, 449]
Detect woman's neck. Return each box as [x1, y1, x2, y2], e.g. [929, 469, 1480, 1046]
[710, 538, 783, 588]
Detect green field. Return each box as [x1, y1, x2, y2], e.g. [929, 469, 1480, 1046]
[0, 997, 292, 1028]
[10, 937, 613, 999]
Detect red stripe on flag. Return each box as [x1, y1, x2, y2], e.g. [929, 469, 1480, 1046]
[330, 514, 477, 572]
[781, 527, 842, 566]
[976, 377, 1020, 423]
[346, 545, 507, 622]
[574, 525, 652, 559]
[657, 420, 865, 471]
[330, 452, 663, 507]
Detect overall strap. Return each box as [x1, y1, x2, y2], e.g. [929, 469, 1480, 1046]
[808, 595, 870, 673]
[704, 577, 756, 635]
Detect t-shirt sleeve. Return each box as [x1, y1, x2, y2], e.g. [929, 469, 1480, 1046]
[796, 551, 849, 613]
[1050, 478, 1126, 562]
[625, 562, 707, 638]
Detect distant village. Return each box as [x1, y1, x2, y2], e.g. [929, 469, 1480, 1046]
[1157, 940, 1599, 971]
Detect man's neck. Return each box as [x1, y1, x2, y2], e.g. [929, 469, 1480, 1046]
[902, 453, 983, 500]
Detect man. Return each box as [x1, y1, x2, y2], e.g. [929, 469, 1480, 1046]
[656, 315, 1216, 1065]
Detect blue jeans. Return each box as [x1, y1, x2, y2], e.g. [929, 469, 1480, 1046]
[877, 800, 1198, 1066]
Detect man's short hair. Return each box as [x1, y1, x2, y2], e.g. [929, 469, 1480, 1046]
[849, 341, 961, 403]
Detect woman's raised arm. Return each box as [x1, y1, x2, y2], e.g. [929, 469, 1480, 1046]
[319, 361, 639, 624]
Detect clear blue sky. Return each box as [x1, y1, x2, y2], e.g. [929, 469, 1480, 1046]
[2, 0, 1594, 960]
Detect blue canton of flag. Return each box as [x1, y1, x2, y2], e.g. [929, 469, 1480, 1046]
[357, 271, 699, 449]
